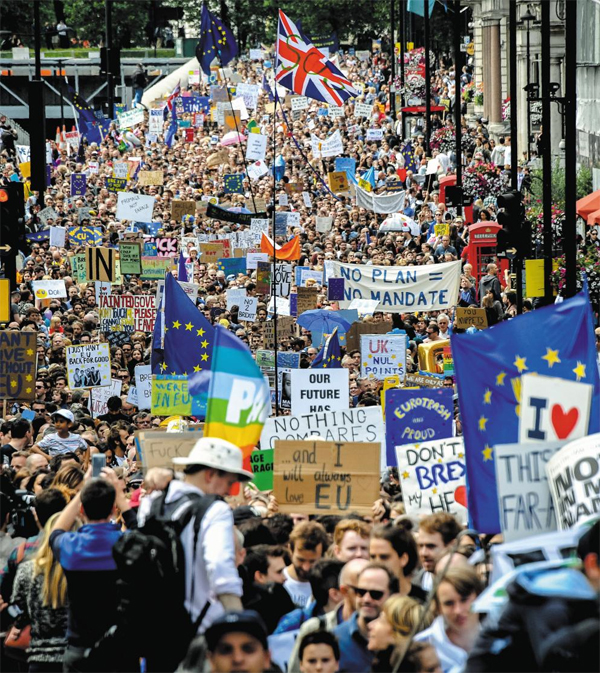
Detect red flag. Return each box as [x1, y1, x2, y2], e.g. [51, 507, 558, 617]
[260, 234, 301, 261]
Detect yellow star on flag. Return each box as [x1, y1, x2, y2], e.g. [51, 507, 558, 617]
[514, 355, 528, 373]
[482, 445, 493, 462]
[573, 361, 586, 381]
[160, 362, 167, 371]
[201, 340, 209, 349]
[542, 348, 561, 368]
[478, 415, 488, 431]
[496, 371, 506, 386]
[173, 320, 181, 329]
[483, 389, 492, 404]
[197, 328, 205, 337]
[193, 365, 201, 372]
[201, 353, 209, 361]
[185, 322, 193, 331]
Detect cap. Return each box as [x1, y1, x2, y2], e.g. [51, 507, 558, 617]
[52, 409, 74, 423]
[205, 611, 268, 652]
[172, 436, 253, 481]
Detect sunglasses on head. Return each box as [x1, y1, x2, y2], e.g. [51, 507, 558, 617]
[352, 587, 385, 600]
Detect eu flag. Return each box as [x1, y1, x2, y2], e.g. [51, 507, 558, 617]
[65, 85, 96, 126]
[217, 257, 246, 276]
[401, 142, 419, 173]
[452, 289, 600, 534]
[165, 101, 178, 149]
[196, 4, 238, 76]
[223, 173, 244, 195]
[311, 328, 343, 369]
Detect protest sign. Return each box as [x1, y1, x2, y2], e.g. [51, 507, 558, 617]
[113, 162, 129, 179]
[250, 449, 274, 491]
[148, 108, 164, 134]
[345, 321, 388, 351]
[455, 307, 488, 330]
[296, 287, 318, 315]
[49, 226, 66, 248]
[354, 102, 373, 118]
[310, 130, 343, 158]
[315, 216, 333, 233]
[136, 431, 199, 471]
[137, 170, 164, 186]
[226, 288, 247, 311]
[85, 247, 116, 282]
[275, 263, 292, 298]
[144, 236, 178, 258]
[328, 171, 349, 193]
[302, 192, 312, 208]
[141, 257, 172, 279]
[291, 369, 349, 415]
[494, 441, 565, 542]
[171, 200, 196, 221]
[134, 364, 152, 410]
[156, 279, 199, 305]
[291, 96, 309, 111]
[519, 374, 592, 444]
[90, 379, 123, 419]
[78, 207, 94, 223]
[200, 242, 226, 263]
[151, 375, 191, 416]
[395, 438, 467, 523]
[118, 107, 144, 130]
[273, 440, 381, 515]
[246, 133, 267, 161]
[546, 433, 600, 529]
[69, 225, 102, 246]
[385, 388, 454, 465]
[256, 262, 271, 295]
[32, 279, 67, 300]
[360, 334, 406, 381]
[405, 371, 445, 388]
[238, 296, 258, 322]
[38, 206, 59, 226]
[105, 177, 128, 192]
[66, 343, 111, 389]
[99, 295, 156, 333]
[366, 128, 384, 141]
[118, 241, 142, 275]
[331, 260, 461, 313]
[0, 332, 36, 401]
[116, 192, 155, 222]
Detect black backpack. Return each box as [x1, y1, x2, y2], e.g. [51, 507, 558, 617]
[110, 488, 221, 665]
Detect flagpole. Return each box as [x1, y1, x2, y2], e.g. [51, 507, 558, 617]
[272, 83, 280, 417]
[424, 0, 431, 156]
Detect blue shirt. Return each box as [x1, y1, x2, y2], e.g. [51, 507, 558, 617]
[333, 612, 373, 673]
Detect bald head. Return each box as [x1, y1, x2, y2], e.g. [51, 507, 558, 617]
[340, 557, 370, 588]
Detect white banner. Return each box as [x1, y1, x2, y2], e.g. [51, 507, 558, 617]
[356, 184, 405, 214]
[546, 432, 600, 529]
[116, 192, 156, 222]
[291, 369, 349, 416]
[118, 107, 145, 130]
[310, 130, 343, 158]
[331, 259, 462, 313]
[32, 279, 67, 300]
[494, 441, 565, 542]
[395, 438, 467, 523]
[90, 379, 122, 418]
[134, 364, 152, 410]
[66, 343, 111, 389]
[246, 133, 267, 161]
[360, 334, 406, 381]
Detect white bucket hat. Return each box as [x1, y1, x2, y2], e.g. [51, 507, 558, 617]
[172, 437, 253, 482]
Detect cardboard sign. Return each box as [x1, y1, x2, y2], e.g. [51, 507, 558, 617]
[90, 379, 123, 419]
[32, 280, 67, 300]
[296, 287, 319, 315]
[275, 263, 292, 298]
[455, 307, 488, 330]
[405, 371, 445, 388]
[273, 440, 381, 515]
[118, 241, 142, 275]
[238, 296, 258, 322]
[0, 332, 37, 401]
[136, 431, 200, 470]
[116, 192, 155, 222]
[99, 295, 156, 333]
[134, 364, 152, 410]
[250, 449, 274, 490]
[138, 170, 164, 186]
[141, 257, 172, 279]
[546, 433, 600, 529]
[519, 374, 592, 445]
[328, 171, 349, 193]
[256, 261, 271, 295]
[200, 242, 226, 263]
[360, 334, 406, 381]
[171, 200, 196, 221]
[291, 369, 349, 415]
[85, 247, 116, 282]
[396, 438, 467, 523]
[494, 441, 564, 542]
[151, 375, 192, 416]
[345, 320, 389, 351]
[66, 343, 111, 389]
[385, 388, 454, 466]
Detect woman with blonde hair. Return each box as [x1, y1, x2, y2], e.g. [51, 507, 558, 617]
[10, 512, 79, 671]
[367, 595, 433, 671]
[50, 464, 85, 502]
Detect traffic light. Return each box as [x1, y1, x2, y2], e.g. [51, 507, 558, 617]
[0, 183, 26, 290]
[99, 47, 121, 76]
[496, 190, 529, 256]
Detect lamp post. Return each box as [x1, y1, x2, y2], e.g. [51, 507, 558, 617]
[105, 0, 115, 118]
[519, 6, 536, 159]
[391, 0, 396, 118]
[424, 0, 431, 155]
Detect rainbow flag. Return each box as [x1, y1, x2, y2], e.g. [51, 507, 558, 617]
[203, 326, 270, 465]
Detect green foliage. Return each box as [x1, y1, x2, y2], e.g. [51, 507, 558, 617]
[576, 165, 593, 200]
[0, 1, 55, 43]
[530, 161, 566, 209]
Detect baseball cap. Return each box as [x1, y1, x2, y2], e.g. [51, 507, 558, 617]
[52, 409, 74, 423]
[205, 610, 268, 652]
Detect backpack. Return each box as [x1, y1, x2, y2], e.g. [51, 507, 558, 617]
[110, 488, 221, 663]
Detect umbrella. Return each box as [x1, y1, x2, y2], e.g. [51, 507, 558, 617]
[297, 309, 352, 334]
[379, 213, 417, 232]
[220, 131, 244, 146]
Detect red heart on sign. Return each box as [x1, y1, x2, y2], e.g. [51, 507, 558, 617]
[454, 485, 467, 508]
[551, 404, 579, 439]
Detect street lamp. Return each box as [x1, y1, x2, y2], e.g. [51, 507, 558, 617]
[519, 6, 536, 159]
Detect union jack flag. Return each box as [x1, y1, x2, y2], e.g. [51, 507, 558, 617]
[166, 82, 181, 112]
[275, 10, 357, 107]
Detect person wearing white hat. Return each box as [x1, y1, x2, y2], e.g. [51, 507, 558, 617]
[30, 409, 88, 460]
[139, 436, 252, 635]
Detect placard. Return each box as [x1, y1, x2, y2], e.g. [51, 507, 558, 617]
[137, 170, 164, 186]
[32, 279, 67, 300]
[69, 225, 102, 246]
[246, 133, 267, 161]
[141, 256, 173, 279]
[315, 216, 333, 233]
[200, 242, 226, 263]
[354, 102, 373, 118]
[455, 307, 488, 330]
[405, 371, 445, 388]
[494, 441, 564, 542]
[366, 128, 383, 141]
[156, 279, 199, 305]
[296, 287, 318, 315]
[151, 375, 191, 416]
[105, 177, 128, 193]
[118, 241, 142, 275]
[291, 369, 349, 415]
[49, 226, 66, 248]
[0, 332, 37, 401]
[118, 107, 145, 130]
[171, 200, 196, 221]
[345, 320, 389, 351]
[136, 431, 199, 470]
[38, 206, 59, 226]
[250, 449, 274, 491]
[546, 433, 600, 529]
[90, 379, 123, 419]
[256, 261, 271, 294]
[247, 252, 269, 270]
[85, 247, 116, 282]
[395, 438, 467, 523]
[238, 296, 258, 322]
[116, 192, 155, 222]
[360, 334, 406, 381]
[275, 263, 292, 298]
[135, 364, 152, 411]
[328, 171, 349, 193]
[226, 288, 247, 311]
[291, 96, 309, 111]
[99, 295, 156, 333]
[66, 343, 111, 389]
[273, 440, 381, 515]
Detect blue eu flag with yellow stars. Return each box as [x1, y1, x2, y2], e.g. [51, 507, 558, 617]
[452, 289, 600, 534]
[223, 173, 244, 195]
[196, 3, 238, 76]
[401, 142, 419, 173]
[65, 85, 96, 126]
[311, 328, 343, 369]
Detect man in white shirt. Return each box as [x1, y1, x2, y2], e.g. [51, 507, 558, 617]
[283, 520, 329, 607]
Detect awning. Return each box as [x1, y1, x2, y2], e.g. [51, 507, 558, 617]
[141, 57, 201, 107]
[576, 188, 600, 223]
[588, 208, 600, 226]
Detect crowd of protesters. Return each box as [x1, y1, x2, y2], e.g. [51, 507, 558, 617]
[1, 42, 599, 673]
